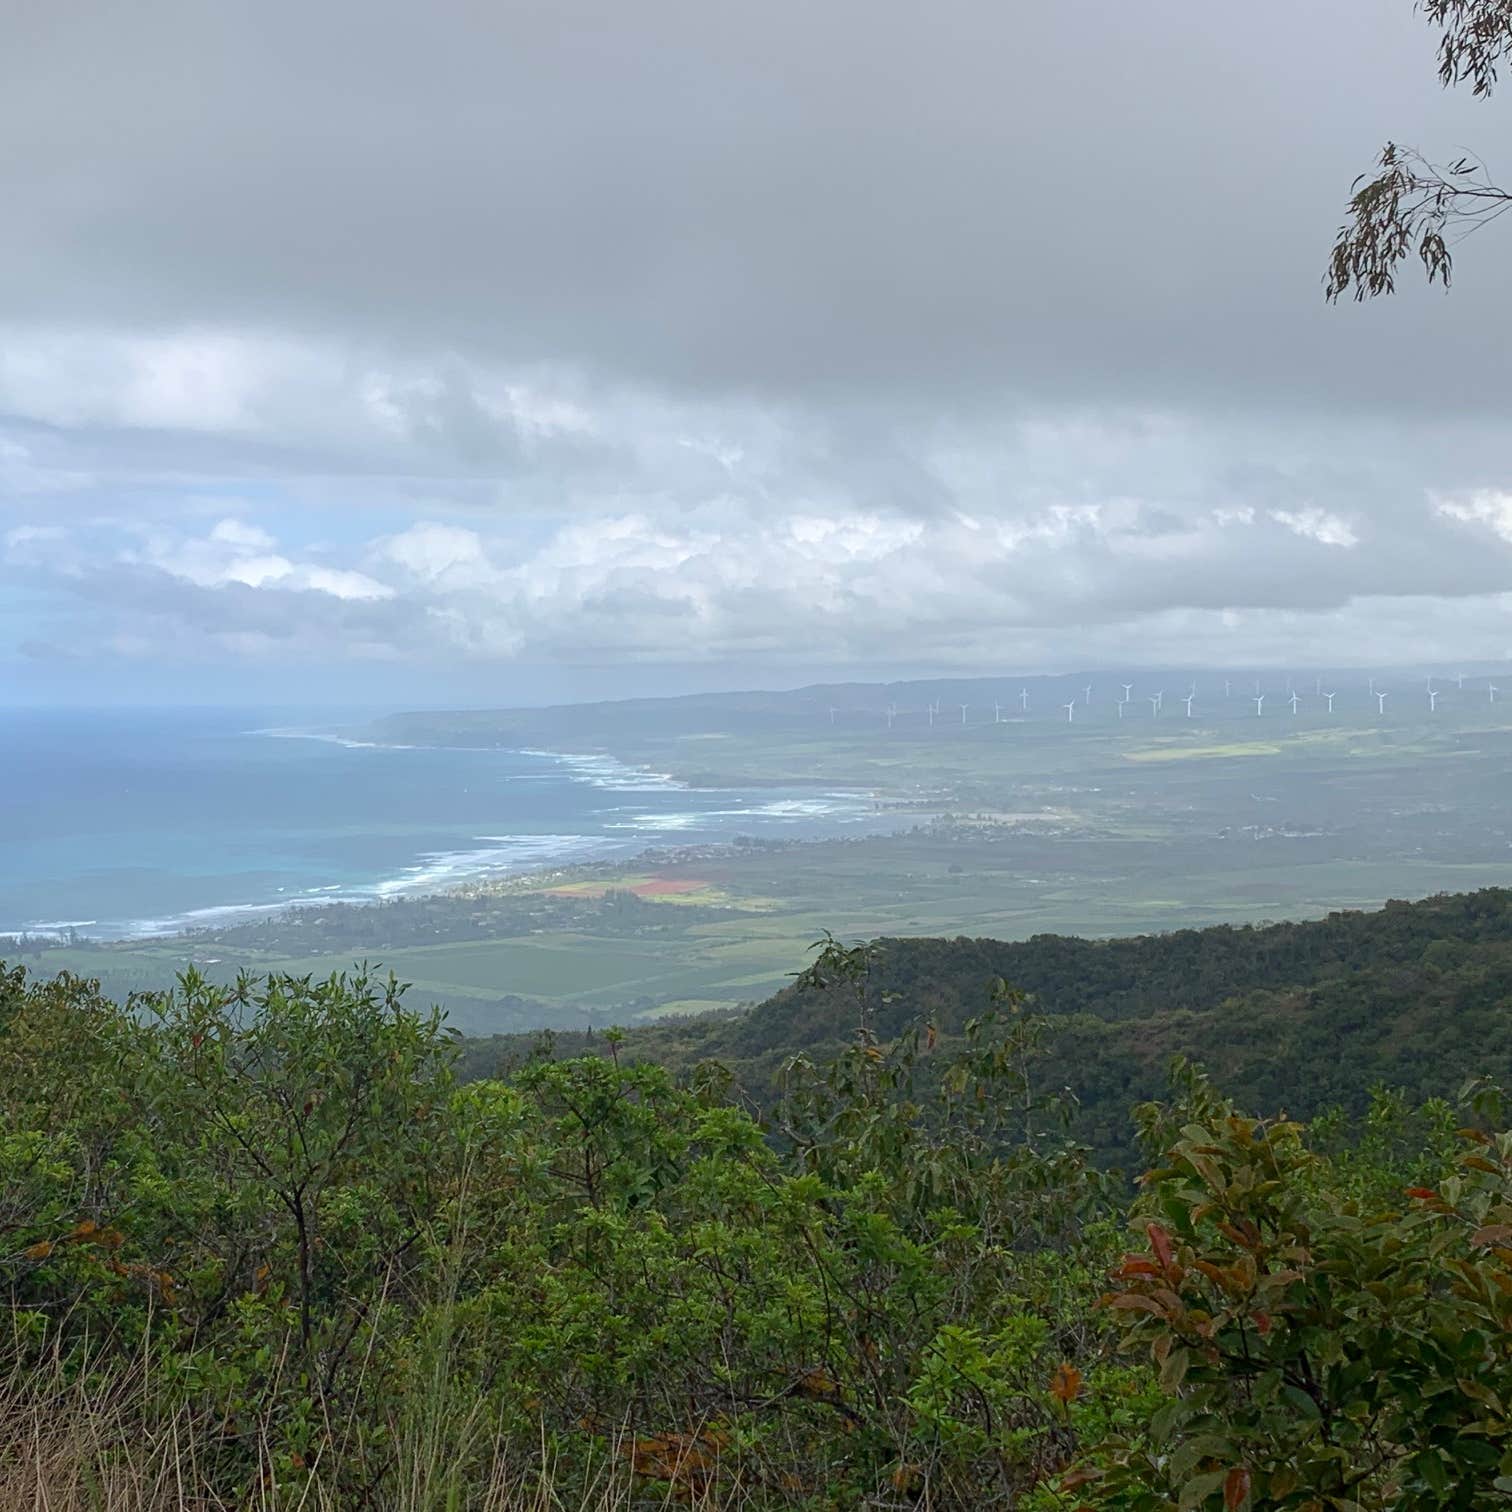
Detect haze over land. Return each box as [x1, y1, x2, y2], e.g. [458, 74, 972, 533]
[13, 663, 1512, 1034]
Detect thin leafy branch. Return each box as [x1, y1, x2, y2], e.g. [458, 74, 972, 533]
[1327, 0, 1512, 298]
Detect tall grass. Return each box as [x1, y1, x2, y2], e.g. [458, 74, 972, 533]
[0, 1351, 742, 1511]
[0, 1158, 745, 1511]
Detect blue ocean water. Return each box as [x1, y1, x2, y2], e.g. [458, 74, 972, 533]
[0, 708, 886, 939]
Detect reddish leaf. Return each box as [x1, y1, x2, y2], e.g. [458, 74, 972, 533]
[1147, 1221, 1175, 1272]
[1405, 1186, 1439, 1201]
[1103, 1291, 1167, 1316]
[1224, 1466, 1251, 1510]
[1049, 1362, 1082, 1403]
[1218, 1218, 1261, 1249]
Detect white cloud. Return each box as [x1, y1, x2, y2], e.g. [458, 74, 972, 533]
[11, 474, 1512, 673]
[0, 325, 593, 476]
[1433, 490, 1512, 545]
[208, 517, 277, 551]
[1269, 508, 1358, 549]
[7, 356, 1512, 678]
[107, 520, 398, 601]
[379, 522, 493, 579]
[298, 566, 392, 601]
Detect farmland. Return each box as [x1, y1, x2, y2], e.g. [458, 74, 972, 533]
[11, 673, 1512, 1033]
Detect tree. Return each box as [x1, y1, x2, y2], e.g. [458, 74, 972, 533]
[1090, 1068, 1512, 1510]
[1327, 1, 1512, 300]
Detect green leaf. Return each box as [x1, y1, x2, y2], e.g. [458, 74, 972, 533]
[1179, 1469, 1227, 1509]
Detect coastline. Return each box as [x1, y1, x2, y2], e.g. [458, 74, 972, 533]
[0, 820, 925, 958]
[2, 730, 905, 947]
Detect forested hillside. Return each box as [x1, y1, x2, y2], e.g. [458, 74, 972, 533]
[3, 948, 1509, 1507]
[461, 888, 1512, 1163]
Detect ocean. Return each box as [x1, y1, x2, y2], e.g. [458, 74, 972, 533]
[0, 707, 887, 940]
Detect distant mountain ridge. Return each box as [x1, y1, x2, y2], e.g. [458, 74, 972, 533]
[373, 664, 1509, 746]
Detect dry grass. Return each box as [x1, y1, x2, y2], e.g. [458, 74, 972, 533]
[0, 1360, 747, 1511]
[0, 1373, 228, 1511]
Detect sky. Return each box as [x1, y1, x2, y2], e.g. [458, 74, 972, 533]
[5, 0, 1512, 707]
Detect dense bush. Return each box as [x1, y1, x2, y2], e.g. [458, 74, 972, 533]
[459, 889, 1512, 1167]
[1, 950, 1509, 1508]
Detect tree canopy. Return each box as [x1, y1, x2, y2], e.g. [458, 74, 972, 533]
[1328, 0, 1512, 299]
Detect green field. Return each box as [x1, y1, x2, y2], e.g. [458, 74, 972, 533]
[32, 839, 1512, 1036]
[30, 927, 813, 1033]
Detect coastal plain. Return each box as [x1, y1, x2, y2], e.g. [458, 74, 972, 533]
[20, 675, 1512, 1033]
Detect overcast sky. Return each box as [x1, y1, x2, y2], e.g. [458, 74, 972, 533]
[6, 0, 1512, 706]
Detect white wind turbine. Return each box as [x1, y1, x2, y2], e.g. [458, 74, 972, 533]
[1456, 672, 1466, 690]
[1019, 687, 1030, 712]
[1428, 689, 1439, 712]
[1376, 690, 1388, 715]
[886, 704, 897, 729]
[1325, 691, 1337, 713]
[1183, 693, 1195, 718]
[1224, 679, 1233, 698]
[1491, 684, 1500, 704]
[928, 703, 936, 728]
[1148, 694, 1161, 718]
[960, 703, 969, 725]
[1062, 699, 1077, 723]
[1368, 675, 1377, 696]
[1288, 692, 1300, 714]
[828, 706, 838, 725]
[1155, 689, 1165, 712]
[1117, 699, 1128, 719]
[993, 700, 1002, 723]
[1083, 682, 1093, 705]
[1121, 682, 1134, 702]
[1254, 694, 1266, 716]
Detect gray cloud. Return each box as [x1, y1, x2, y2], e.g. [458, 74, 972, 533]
[9, 481, 1512, 674]
[5, 0, 1512, 412]
[5, 0, 1512, 696]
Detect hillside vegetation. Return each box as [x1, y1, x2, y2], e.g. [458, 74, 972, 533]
[461, 889, 1512, 1164]
[3, 893, 1512, 1506]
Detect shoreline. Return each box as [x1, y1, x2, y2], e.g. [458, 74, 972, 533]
[2, 731, 915, 947]
[0, 818, 932, 956]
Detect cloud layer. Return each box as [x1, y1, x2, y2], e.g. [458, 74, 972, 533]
[12, 463, 1512, 678]
[5, 0, 1512, 698]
